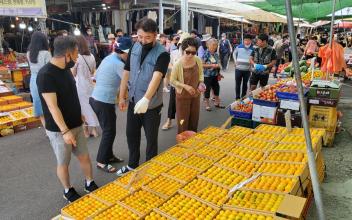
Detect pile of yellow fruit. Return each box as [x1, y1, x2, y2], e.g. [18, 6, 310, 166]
[255, 124, 288, 134]
[280, 135, 320, 146]
[230, 146, 265, 162]
[121, 190, 164, 216]
[181, 138, 206, 149]
[217, 155, 260, 175]
[196, 145, 227, 160]
[136, 162, 170, 177]
[194, 133, 216, 143]
[152, 153, 184, 167]
[245, 175, 296, 193]
[0, 114, 12, 124]
[248, 132, 283, 142]
[266, 151, 308, 163]
[257, 162, 305, 176]
[164, 164, 199, 183]
[62, 196, 108, 220]
[145, 175, 183, 197]
[200, 165, 246, 187]
[167, 146, 193, 157]
[239, 138, 276, 151]
[145, 211, 167, 220]
[93, 204, 139, 220]
[201, 126, 226, 136]
[92, 183, 130, 204]
[228, 126, 254, 136]
[218, 132, 245, 142]
[214, 209, 273, 220]
[158, 194, 218, 220]
[23, 107, 34, 116]
[272, 143, 308, 151]
[182, 155, 214, 171]
[227, 190, 284, 213]
[290, 128, 325, 137]
[209, 139, 237, 150]
[182, 178, 228, 206]
[115, 172, 153, 191]
[9, 111, 27, 120]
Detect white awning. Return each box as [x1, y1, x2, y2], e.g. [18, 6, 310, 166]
[311, 20, 331, 27]
[327, 7, 352, 17]
[190, 8, 252, 24]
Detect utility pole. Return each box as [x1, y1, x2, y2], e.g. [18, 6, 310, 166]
[181, 0, 188, 32]
[159, 0, 164, 34]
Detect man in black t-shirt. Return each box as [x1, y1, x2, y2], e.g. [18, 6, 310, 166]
[37, 36, 98, 203]
[250, 34, 277, 90]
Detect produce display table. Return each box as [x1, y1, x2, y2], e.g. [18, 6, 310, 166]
[55, 124, 326, 220]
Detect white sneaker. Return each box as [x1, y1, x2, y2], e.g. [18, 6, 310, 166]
[163, 87, 170, 93]
[116, 165, 134, 177]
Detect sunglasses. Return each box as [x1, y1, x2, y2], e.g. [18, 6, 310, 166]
[185, 50, 196, 55]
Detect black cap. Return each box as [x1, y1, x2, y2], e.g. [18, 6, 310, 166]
[258, 34, 269, 42]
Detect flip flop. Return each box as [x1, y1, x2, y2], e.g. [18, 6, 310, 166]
[206, 106, 212, 111]
[97, 164, 116, 173]
[109, 155, 124, 163]
[162, 123, 173, 130]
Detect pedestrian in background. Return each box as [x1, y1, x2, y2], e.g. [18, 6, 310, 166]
[71, 35, 99, 138]
[203, 38, 225, 111]
[233, 34, 254, 100]
[27, 31, 52, 126]
[219, 33, 232, 71]
[170, 37, 205, 133]
[90, 37, 132, 173]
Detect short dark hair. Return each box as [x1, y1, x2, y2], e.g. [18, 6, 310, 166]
[135, 18, 157, 33]
[159, 33, 167, 39]
[258, 34, 269, 42]
[28, 31, 49, 63]
[190, 29, 198, 35]
[181, 37, 199, 51]
[243, 34, 252, 40]
[75, 35, 90, 56]
[115, 28, 123, 33]
[57, 30, 68, 36]
[53, 36, 77, 57]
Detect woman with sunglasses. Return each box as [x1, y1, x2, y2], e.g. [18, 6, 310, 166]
[170, 37, 205, 134]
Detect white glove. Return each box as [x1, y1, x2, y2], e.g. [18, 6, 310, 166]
[134, 97, 150, 114]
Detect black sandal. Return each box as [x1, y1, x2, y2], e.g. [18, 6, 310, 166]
[96, 164, 116, 173]
[109, 155, 124, 163]
[214, 104, 225, 109]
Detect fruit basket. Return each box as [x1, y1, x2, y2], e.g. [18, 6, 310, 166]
[61, 195, 110, 220]
[91, 203, 141, 220]
[156, 193, 219, 219]
[162, 164, 200, 184]
[194, 145, 227, 161]
[181, 154, 214, 172]
[229, 145, 266, 162]
[228, 98, 253, 119]
[120, 190, 165, 217]
[91, 182, 130, 204]
[179, 178, 229, 208]
[151, 152, 185, 167]
[224, 190, 285, 215]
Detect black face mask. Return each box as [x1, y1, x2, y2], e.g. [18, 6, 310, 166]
[65, 55, 75, 69]
[142, 42, 154, 50]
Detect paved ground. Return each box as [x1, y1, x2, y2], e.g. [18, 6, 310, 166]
[0, 64, 351, 220]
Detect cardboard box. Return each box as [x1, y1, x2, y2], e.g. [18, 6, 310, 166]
[280, 99, 301, 111]
[276, 109, 302, 128]
[308, 86, 341, 99]
[276, 194, 307, 219]
[252, 104, 278, 124]
[308, 97, 339, 107]
[309, 105, 337, 132]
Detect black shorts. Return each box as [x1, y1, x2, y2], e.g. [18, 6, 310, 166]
[250, 73, 269, 87]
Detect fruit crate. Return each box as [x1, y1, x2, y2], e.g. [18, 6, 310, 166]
[256, 161, 310, 182]
[270, 142, 321, 156]
[193, 132, 217, 143]
[142, 175, 185, 200]
[254, 124, 289, 135]
[90, 182, 130, 204]
[223, 189, 286, 215]
[308, 97, 339, 107]
[9, 110, 29, 126]
[194, 145, 227, 161]
[237, 140, 277, 152]
[61, 195, 110, 220]
[226, 125, 254, 136]
[218, 132, 246, 143]
[228, 108, 252, 119]
[216, 154, 262, 177]
[323, 127, 336, 148]
[0, 98, 7, 105]
[179, 137, 207, 149]
[253, 98, 279, 107]
[308, 86, 341, 99]
[114, 171, 154, 192]
[150, 208, 177, 220]
[228, 145, 267, 163]
[265, 151, 308, 164]
[200, 126, 227, 136]
[279, 134, 323, 152]
[198, 164, 248, 190]
[308, 105, 337, 132]
[119, 190, 165, 217]
[1, 95, 23, 104]
[230, 117, 254, 129]
[151, 152, 185, 168]
[134, 161, 172, 177]
[180, 154, 215, 172]
[245, 132, 284, 143]
[276, 88, 309, 101]
[165, 145, 193, 158]
[242, 173, 307, 197]
[89, 202, 141, 220]
[156, 193, 220, 219]
[207, 138, 238, 151]
[162, 164, 200, 184]
[216, 207, 277, 220]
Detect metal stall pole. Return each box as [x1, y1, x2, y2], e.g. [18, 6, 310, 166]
[328, 0, 337, 79]
[181, 0, 188, 32]
[284, 0, 326, 220]
[159, 0, 164, 34]
[241, 18, 244, 43]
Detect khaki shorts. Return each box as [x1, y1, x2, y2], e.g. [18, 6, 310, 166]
[46, 126, 88, 166]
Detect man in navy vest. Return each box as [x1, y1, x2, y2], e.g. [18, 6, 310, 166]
[117, 18, 170, 176]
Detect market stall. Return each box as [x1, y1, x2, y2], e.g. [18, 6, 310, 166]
[53, 123, 326, 220]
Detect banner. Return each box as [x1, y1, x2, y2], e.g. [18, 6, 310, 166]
[0, 0, 47, 18]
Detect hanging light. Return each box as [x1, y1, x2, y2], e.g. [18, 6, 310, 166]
[103, 7, 107, 10]
[28, 25, 33, 32]
[19, 21, 27, 29]
[16, 17, 19, 21]
[10, 24, 15, 28]
[34, 17, 38, 22]
[102, 3, 106, 6]
[107, 6, 111, 9]
[73, 25, 81, 36]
